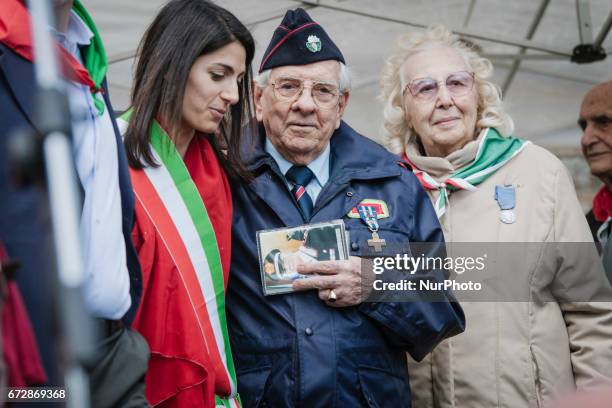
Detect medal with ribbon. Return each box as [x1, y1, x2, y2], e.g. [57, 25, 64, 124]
[495, 185, 516, 224]
[357, 205, 386, 252]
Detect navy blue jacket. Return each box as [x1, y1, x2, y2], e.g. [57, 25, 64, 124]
[227, 122, 465, 407]
[0, 43, 142, 327]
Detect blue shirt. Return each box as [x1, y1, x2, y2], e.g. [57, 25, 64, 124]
[265, 138, 330, 204]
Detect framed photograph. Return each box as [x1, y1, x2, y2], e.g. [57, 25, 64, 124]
[256, 219, 348, 295]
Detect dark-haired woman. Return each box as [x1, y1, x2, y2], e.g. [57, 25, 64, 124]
[119, 1, 254, 406]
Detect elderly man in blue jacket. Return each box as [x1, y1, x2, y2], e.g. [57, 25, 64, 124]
[226, 8, 465, 407]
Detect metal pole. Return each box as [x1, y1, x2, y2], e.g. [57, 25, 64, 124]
[593, 11, 612, 49]
[501, 0, 551, 96]
[576, 0, 594, 44]
[463, 0, 477, 27]
[483, 53, 566, 61]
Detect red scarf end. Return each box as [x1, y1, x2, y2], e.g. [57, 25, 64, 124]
[593, 186, 612, 222]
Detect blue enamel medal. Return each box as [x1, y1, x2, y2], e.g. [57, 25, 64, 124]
[495, 185, 516, 224]
[358, 205, 386, 251]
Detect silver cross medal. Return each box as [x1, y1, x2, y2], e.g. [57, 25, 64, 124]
[358, 205, 386, 252]
[368, 231, 386, 252]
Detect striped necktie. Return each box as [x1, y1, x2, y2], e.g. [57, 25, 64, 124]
[286, 165, 315, 220]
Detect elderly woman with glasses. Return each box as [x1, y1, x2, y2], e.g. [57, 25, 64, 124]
[380, 25, 612, 408]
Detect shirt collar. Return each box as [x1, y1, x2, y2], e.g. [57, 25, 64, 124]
[53, 10, 93, 48]
[265, 138, 330, 187]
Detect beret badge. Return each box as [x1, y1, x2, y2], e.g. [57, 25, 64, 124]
[306, 35, 322, 53]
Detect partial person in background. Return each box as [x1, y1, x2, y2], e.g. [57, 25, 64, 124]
[0, 1, 149, 406]
[380, 25, 612, 408]
[580, 80, 612, 283]
[0, 0, 58, 384]
[120, 0, 254, 406]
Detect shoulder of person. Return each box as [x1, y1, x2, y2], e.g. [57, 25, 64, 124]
[341, 124, 424, 194]
[509, 142, 582, 212]
[0, 42, 24, 61]
[337, 121, 411, 169]
[511, 142, 570, 179]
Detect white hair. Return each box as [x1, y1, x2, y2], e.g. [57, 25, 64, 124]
[379, 25, 515, 155]
[255, 61, 352, 93]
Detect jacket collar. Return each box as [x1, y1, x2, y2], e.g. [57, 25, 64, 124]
[0, 44, 38, 130]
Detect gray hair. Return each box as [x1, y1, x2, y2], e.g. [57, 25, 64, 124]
[379, 25, 515, 155]
[255, 61, 352, 93]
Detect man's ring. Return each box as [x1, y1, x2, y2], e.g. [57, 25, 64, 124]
[328, 289, 337, 302]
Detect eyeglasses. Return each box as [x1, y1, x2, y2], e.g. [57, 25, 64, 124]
[269, 77, 341, 109]
[403, 71, 475, 102]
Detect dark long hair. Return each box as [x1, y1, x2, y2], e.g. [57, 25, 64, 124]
[124, 0, 254, 180]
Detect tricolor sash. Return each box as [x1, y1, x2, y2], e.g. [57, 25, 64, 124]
[118, 114, 240, 408]
[404, 128, 530, 218]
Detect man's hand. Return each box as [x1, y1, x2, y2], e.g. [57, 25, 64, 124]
[292, 256, 373, 307]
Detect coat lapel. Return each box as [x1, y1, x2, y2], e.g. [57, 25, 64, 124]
[249, 167, 305, 227]
[0, 44, 38, 131]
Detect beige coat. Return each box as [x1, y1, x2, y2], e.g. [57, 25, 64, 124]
[405, 135, 612, 408]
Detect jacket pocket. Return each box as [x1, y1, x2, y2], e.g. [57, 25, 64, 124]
[358, 365, 410, 408]
[236, 365, 273, 408]
[529, 346, 542, 408]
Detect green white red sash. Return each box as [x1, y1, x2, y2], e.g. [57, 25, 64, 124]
[118, 114, 240, 408]
[404, 128, 530, 218]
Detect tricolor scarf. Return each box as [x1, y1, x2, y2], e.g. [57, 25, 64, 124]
[404, 128, 530, 218]
[0, 0, 107, 114]
[118, 112, 240, 408]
